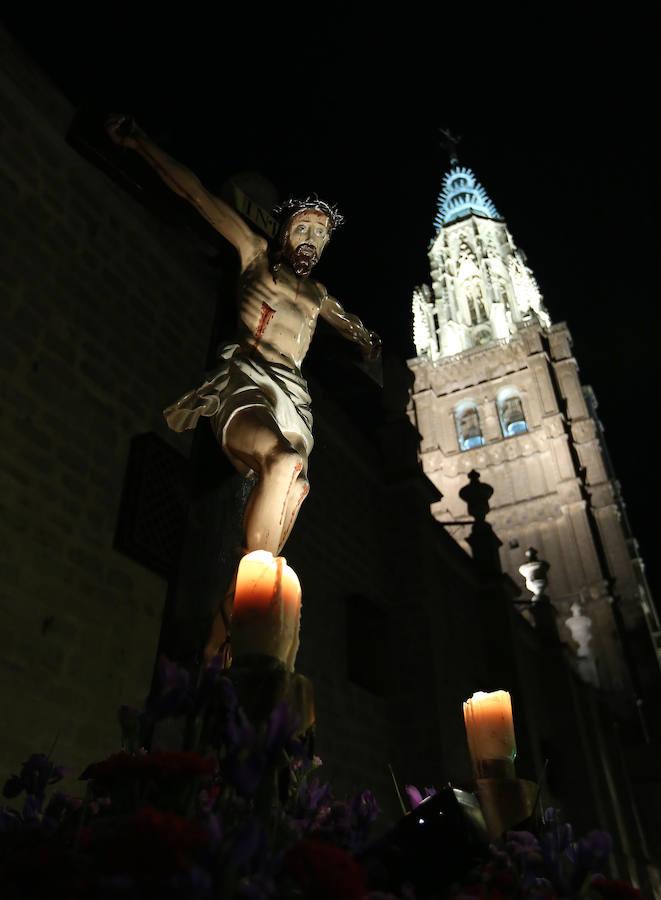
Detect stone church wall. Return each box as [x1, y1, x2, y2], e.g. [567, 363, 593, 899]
[0, 26, 217, 783]
[0, 26, 445, 814]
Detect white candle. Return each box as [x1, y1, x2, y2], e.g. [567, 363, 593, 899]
[463, 690, 516, 779]
[231, 550, 301, 670]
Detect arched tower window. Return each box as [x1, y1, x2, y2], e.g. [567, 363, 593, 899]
[464, 279, 487, 325]
[492, 276, 509, 306]
[455, 402, 485, 451]
[497, 389, 527, 437]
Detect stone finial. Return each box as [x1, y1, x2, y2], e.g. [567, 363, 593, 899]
[458, 470, 494, 522]
[565, 600, 599, 685]
[518, 548, 559, 643]
[459, 471, 501, 574]
[565, 601, 592, 657]
[518, 547, 550, 602]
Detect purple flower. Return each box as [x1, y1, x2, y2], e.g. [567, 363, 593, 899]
[404, 784, 436, 811]
[576, 830, 613, 871]
[264, 702, 300, 761]
[297, 776, 332, 821]
[404, 785, 423, 809]
[145, 656, 194, 720]
[540, 806, 574, 865]
[228, 817, 266, 869]
[204, 650, 229, 682]
[211, 681, 300, 798]
[505, 830, 544, 886]
[225, 751, 264, 798]
[2, 753, 66, 817]
[290, 780, 370, 850]
[352, 789, 380, 825]
[216, 679, 256, 755]
[159, 656, 191, 692]
[534, 808, 614, 894]
[43, 791, 82, 825]
[506, 829, 541, 857]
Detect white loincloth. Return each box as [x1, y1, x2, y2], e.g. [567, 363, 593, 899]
[163, 343, 314, 476]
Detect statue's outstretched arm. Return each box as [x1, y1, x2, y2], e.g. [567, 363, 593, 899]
[106, 115, 265, 270]
[319, 288, 381, 361]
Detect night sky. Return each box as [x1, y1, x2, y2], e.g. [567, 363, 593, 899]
[4, 11, 659, 600]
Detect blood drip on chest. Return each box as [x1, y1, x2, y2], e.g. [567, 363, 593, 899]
[253, 302, 275, 349]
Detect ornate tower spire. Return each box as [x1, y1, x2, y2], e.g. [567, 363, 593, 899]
[434, 167, 501, 229]
[411, 157, 549, 360]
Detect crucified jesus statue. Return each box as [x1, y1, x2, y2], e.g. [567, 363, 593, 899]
[107, 116, 381, 562]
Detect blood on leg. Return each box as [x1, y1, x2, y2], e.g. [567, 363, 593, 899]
[278, 475, 310, 554]
[279, 460, 303, 528]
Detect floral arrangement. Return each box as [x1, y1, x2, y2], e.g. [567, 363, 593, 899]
[0, 657, 642, 899]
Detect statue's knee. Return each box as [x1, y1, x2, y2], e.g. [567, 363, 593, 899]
[262, 446, 303, 479]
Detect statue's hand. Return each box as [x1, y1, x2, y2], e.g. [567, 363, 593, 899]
[105, 114, 143, 149]
[362, 330, 382, 362]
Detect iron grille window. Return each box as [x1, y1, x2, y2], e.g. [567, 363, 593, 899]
[114, 433, 189, 579]
[346, 594, 389, 696]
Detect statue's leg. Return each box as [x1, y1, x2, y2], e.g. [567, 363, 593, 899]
[224, 407, 304, 555]
[277, 473, 310, 555]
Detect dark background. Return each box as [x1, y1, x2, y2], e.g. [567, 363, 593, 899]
[3, 9, 658, 601]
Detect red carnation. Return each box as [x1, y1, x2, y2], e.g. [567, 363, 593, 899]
[284, 838, 367, 900]
[454, 885, 484, 898]
[89, 806, 210, 877]
[590, 878, 643, 899]
[82, 751, 216, 783]
[146, 752, 217, 777]
[132, 805, 210, 850]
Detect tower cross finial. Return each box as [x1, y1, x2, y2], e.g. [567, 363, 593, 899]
[439, 127, 462, 166]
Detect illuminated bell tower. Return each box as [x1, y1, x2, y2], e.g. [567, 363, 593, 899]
[407, 159, 660, 702]
[412, 166, 550, 363]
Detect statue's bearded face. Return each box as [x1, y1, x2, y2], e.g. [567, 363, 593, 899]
[283, 210, 331, 276]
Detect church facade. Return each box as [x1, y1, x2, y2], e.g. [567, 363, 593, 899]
[407, 164, 660, 706]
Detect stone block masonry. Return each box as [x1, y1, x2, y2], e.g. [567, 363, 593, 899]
[0, 27, 217, 787]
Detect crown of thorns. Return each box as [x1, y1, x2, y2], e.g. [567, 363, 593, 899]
[272, 197, 344, 232]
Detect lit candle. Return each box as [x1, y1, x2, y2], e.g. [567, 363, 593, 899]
[231, 550, 302, 671]
[463, 690, 516, 779]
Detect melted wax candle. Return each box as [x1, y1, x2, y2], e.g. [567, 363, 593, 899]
[463, 690, 516, 779]
[231, 550, 301, 670]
